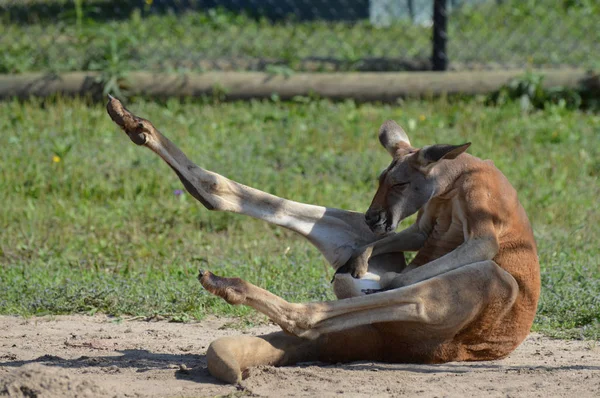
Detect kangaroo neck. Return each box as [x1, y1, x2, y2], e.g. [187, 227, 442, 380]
[429, 155, 471, 199]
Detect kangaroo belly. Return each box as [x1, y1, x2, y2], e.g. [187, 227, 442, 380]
[332, 272, 382, 299]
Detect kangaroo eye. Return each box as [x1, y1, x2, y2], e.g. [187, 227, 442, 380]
[392, 182, 410, 189]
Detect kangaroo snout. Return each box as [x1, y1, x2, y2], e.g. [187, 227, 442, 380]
[365, 209, 384, 229]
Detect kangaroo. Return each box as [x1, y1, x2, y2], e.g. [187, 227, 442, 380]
[106, 96, 540, 385]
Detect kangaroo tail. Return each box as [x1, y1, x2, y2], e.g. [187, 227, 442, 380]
[206, 326, 383, 384]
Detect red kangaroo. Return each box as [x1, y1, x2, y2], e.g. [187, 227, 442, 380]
[107, 98, 540, 385]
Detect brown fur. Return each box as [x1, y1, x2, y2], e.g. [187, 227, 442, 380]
[442, 159, 540, 361]
[106, 99, 540, 384]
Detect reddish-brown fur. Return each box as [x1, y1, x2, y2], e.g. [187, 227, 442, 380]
[106, 98, 540, 384]
[410, 157, 540, 362]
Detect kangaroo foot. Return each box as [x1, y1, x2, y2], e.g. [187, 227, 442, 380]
[198, 270, 249, 305]
[106, 95, 151, 146]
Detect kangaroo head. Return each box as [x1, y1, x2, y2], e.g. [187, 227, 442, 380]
[365, 120, 470, 235]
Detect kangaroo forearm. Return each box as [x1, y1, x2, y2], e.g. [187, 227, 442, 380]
[371, 225, 427, 256]
[399, 237, 498, 286]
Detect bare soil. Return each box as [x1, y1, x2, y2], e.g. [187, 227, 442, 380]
[1, 315, 599, 398]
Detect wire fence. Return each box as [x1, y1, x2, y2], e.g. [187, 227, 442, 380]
[0, 0, 598, 74]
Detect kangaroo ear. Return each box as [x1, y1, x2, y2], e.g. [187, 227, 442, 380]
[416, 142, 471, 168]
[378, 120, 412, 157]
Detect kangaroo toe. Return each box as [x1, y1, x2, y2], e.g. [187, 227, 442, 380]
[198, 270, 248, 305]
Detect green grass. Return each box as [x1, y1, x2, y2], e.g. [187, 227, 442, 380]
[0, 0, 598, 73]
[0, 96, 599, 339]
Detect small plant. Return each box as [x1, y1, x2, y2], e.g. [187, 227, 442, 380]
[486, 72, 583, 111]
[73, 0, 84, 28]
[90, 36, 132, 99]
[265, 65, 295, 78]
[51, 139, 74, 163]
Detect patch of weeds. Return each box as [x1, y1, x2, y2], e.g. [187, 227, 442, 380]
[265, 65, 295, 78]
[486, 72, 585, 112]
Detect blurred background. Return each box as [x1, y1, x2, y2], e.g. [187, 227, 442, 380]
[1, 0, 598, 75]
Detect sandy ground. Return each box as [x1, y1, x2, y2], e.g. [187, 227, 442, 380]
[0, 315, 599, 398]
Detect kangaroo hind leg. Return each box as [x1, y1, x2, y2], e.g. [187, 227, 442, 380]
[106, 96, 385, 269]
[200, 261, 518, 341]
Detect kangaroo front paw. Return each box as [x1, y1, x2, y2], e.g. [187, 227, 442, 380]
[198, 270, 249, 305]
[335, 247, 373, 279]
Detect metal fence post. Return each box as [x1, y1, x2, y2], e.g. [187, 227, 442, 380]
[432, 0, 448, 71]
[407, 0, 415, 22]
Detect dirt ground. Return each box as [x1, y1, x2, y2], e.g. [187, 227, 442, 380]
[0, 315, 599, 398]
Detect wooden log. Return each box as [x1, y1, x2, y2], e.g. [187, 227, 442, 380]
[0, 70, 597, 101]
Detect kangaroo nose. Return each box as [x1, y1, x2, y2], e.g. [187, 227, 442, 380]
[365, 210, 381, 226]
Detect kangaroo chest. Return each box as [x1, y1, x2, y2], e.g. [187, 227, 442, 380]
[410, 199, 465, 267]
